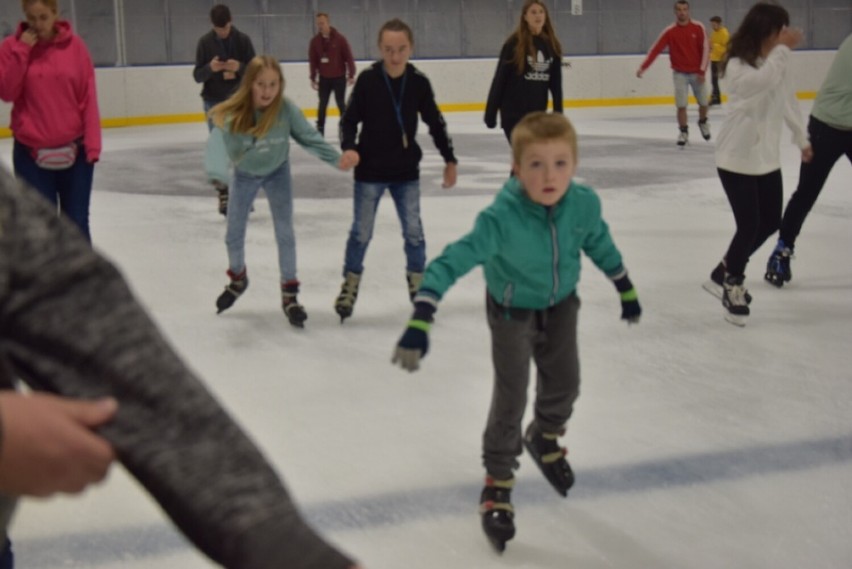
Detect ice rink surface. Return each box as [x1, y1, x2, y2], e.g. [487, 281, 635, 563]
[1, 102, 851, 568]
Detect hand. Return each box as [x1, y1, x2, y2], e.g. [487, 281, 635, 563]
[613, 273, 641, 325]
[442, 162, 457, 189]
[801, 144, 813, 163]
[392, 325, 430, 372]
[484, 116, 497, 129]
[311, 80, 319, 91]
[210, 57, 225, 72]
[636, 68, 644, 79]
[339, 150, 360, 170]
[779, 26, 804, 50]
[697, 73, 706, 84]
[20, 28, 38, 47]
[0, 393, 118, 497]
[224, 59, 240, 72]
[347, 77, 355, 87]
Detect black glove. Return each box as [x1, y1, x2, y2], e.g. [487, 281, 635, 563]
[613, 273, 641, 324]
[392, 302, 436, 372]
[484, 114, 497, 129]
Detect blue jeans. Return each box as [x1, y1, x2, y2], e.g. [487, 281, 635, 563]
[343, 180, 425, 275]
[13, 139, 95, 242]
[203, 99, 216, 132]
[226, 161, 297, 283]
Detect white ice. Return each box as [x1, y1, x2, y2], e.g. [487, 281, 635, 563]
[2, 103, 851, 569]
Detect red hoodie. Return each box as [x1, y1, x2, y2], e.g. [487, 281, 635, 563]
[0, 21, 101, 162]
[639, 19, 710, 75]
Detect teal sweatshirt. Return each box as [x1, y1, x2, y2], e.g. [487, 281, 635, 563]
[205, 97, 340, 183]
[419, 176, 625, 310]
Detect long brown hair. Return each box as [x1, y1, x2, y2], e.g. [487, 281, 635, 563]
[209, 55, 285, 138]
[723, 2, 790, 74]
[509, 0, 562, 75]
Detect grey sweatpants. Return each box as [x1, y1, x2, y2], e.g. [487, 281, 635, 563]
[482, 293, 581, 479]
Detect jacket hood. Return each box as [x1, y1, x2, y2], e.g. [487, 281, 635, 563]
[16, 19, 73, 45]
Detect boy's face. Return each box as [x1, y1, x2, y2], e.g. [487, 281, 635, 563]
[379, 30, 412, 78]
[514, 140, 576, 207]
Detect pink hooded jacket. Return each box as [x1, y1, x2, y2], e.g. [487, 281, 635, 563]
[0, 21, 101, 162]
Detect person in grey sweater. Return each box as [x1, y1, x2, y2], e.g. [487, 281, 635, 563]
[0, 165, 360, 569]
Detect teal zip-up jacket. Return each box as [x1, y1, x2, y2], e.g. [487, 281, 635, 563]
[205, 97, 340, 183]
[419, 176, 625, 310]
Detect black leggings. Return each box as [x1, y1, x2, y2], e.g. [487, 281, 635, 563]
[779, 116, 852, 248]
[718, 168, 783, 277]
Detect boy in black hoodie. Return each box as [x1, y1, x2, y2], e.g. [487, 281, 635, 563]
[334, 18, 458, 322]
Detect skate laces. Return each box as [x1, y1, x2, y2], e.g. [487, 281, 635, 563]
[226, 270, 248, 294]
[726, 282, 748, 306]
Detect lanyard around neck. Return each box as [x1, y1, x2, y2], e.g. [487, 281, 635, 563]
[381, 65, 409, 148]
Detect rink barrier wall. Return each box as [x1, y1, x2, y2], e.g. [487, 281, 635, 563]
[0, 52, 833, 138]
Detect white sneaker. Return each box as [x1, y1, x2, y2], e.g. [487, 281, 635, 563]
[698, 120, 711, 141]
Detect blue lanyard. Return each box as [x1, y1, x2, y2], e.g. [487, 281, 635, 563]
[381, 65, 408, 148]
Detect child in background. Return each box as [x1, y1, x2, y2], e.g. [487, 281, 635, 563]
[335, 18, 457, 322]
[207, 55, 357, 327]
[391, 112, 641, 552]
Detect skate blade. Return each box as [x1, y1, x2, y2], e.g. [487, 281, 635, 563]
[522, 441, 572, 497]
[335, 306, 353, 323]
[702, 280, 723, 300]
[486, 535, 507, 553]
[724, 312, 747, 327]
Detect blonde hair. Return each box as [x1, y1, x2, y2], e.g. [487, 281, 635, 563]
[209, 55, 285, 138]
[511, 112, 577, 165]
[22, 0, 58, 11]
[509, 0, 562, 75]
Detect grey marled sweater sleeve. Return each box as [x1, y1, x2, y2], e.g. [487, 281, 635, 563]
[0, 168, 355, 569]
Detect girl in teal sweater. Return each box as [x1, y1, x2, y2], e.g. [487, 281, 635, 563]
[206, 55, 357, 326]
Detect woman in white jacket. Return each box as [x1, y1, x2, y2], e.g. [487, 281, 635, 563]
[705, 2, 811, 326]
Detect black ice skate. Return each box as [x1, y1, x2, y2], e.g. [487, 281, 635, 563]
[764, 240, 793, 288]
[216, 269, 248, 313]
[722, 273, 750, 327]
[335, 271, 361, 323]
[703, 262, 752, 304]
[213, 180, 229, 216]
[479, 476, 515, 553]
[523, 422, 574, 497]
[282, 280, 307, 328]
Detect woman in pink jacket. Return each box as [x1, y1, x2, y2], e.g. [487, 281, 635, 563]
[0, 0, 101, 242]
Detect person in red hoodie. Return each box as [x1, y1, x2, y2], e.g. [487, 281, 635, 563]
[636, 0, 711, 147]
[0, 0, 101, 243]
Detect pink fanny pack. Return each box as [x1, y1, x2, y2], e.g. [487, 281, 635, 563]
[33, 142, 79, 170]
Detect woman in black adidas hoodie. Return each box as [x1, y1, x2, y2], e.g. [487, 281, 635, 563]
[485, 0, 564, 142]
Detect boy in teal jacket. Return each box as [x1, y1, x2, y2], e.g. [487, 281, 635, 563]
[391, 112, 641, 552]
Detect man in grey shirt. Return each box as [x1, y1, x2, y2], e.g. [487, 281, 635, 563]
[0, 166, 360, 569]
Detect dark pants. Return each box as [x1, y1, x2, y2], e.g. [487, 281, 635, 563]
[316, 76, 347, 135]
[710, 61, 722, 101]
[0, 538, 12, 569]
[483, 293, 580, 480]
[779, 116, 852, 248]
[718, 168, 783, 277]
[13, 140, 95, 242]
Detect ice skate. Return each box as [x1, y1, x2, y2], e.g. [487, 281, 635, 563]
[677, 126, 689, 148]
[213, 180, 229, 216]
[479, 476, 515, 553]
[523, 422, 574, 497]
[764, 240, 793, 288]
[334, 271, 361, 323]
[216, 269, 248, 313]
[281, 280, 307, 328]
[698, 118, 711, 141]
[406, 271, 423, 302]
[703, 262, 751, 304]
[722, 273, 750, 327]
